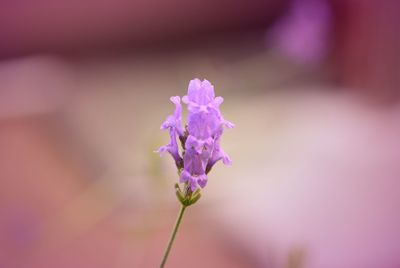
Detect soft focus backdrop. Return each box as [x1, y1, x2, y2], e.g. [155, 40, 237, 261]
[1, 1, 400, 267]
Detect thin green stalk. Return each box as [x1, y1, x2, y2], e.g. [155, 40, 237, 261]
[160, 205, 187, 268]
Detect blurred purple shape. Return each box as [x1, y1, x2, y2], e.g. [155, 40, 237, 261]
[268, 0, 332, 64]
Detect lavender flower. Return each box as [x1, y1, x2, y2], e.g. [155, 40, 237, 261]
[158, 78, 233, 192]
[158, 79, 234, 268]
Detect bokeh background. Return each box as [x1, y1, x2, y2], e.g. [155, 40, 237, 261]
[1, 0, 400, 267]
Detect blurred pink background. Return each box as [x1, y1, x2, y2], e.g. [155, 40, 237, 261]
[1, 0, 400, 267]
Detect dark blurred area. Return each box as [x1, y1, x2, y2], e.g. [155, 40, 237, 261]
[1, 0, 400, 267]
[0, 0, 285, 57]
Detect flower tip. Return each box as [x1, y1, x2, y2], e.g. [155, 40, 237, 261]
[170, 96, 180, 104]
[222, 155, 232, 165]
[224, 120, 235, 129]
[190, 78, 201, 83]
[201, 79, 212, 86]
[189, 79, 202, 90]
[155, 146, 167, 156]
[182, 95, 189, 104]
[214, 96, 224, 106]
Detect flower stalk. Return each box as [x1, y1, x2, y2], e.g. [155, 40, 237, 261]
[159, 205, 186, 268]
[160, 183, 201, 268]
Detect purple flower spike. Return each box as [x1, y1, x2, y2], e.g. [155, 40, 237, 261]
[158, 78, 233, 191]
[158, 79, 233, 267]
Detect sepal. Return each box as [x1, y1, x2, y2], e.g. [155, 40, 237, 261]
[174, 183, 202, 207]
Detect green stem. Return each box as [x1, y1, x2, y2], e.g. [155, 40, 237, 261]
[160, 205, 187, 268]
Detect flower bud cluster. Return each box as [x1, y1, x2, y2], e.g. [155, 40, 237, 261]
[157, 79, 233, 197]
